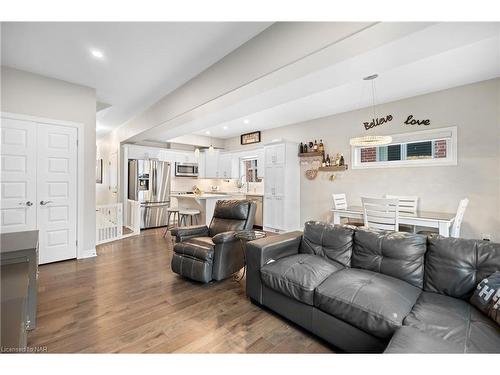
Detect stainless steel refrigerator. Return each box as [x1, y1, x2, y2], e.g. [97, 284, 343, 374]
[128, 159, 171, 229]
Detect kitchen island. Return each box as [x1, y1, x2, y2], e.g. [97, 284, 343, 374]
[170, 193, 246, 226]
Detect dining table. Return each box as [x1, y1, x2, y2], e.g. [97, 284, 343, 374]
[331, 206, 456, 237]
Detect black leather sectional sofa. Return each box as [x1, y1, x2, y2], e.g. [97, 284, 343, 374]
[246, 221, 500, 353]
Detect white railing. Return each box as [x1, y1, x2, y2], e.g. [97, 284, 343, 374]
[126, 199, 141, 236]
[96, 203, 123, 245]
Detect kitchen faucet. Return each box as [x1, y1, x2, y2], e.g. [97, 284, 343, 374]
[238, 174, 249, 193]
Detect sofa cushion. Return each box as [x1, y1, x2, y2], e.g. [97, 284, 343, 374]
[186, 236, 215, 247]
[314, 268, 421, 339]
[352, 228, 427, 288]
[260, 254, 344, 305]
[404, 291, 500, 353]
[173, 241, 214, 262]
[299, 221, 354, 266]
[424, 236, 500, 299]
[385, 326, 463, 353]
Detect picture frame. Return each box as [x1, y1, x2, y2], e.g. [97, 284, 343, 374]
[240, 131, 261, 145]
[96, 158, 103, 184]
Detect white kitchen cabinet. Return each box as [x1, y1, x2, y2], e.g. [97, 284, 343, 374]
[218, 153, 233, 179]
[256, 148, 265, 178]
[265, 143, 285, 165]
[200, 149, 220, 178]
[263, 142, 300, 232]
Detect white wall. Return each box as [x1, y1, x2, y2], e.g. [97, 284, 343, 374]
[1, 66, 97, 255]
[225, 79, 500, 241]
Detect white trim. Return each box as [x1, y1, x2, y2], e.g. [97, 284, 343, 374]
[79, 247, 97, 259]
[1, 111, 90, 260]
[351, 126, 458, 169]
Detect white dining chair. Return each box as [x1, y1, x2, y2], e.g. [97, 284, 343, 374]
[418, 198, 469, 238]
[450, 198, 469, 238]
[385, 195, 418, 214]
[332, 193, 363, 226]
[385, 195, 419, 233]
[362, 197, 400, 231]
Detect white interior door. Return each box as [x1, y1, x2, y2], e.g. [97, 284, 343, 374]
[0, 118, 37, 233]
[37, 124, 77, 264]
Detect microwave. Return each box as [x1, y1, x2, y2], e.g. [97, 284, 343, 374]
[175, 162, 198, 177]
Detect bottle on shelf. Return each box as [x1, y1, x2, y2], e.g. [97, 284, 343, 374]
[303, 143, 308, 153]
[335, 153, 341, 166]
[339, 153, 345, 166]
[313, 140, 318, 152]
[319, 139, 324, 153]
[326, 154, 331, 166]
[299, 142, 304, 154]
[321, 152, 326, 167]
[308, 141, 313, 151]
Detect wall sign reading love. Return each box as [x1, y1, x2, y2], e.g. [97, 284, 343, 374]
[363, 114, 431, 130]
[404, 114, 431, 126]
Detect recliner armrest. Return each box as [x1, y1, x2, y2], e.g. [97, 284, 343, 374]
[171, 225, 209, 242]
[245, 231, 303, 303]
[212, 231, 238, 244]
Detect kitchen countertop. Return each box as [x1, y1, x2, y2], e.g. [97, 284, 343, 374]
[170, 193, 233, 199]
[171, 192, 263, 199]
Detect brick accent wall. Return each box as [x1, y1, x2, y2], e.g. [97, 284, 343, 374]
[361, 147, 377, 162]
[434, 140, 447, 158]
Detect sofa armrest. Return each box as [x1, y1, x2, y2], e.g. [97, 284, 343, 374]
[171, 225, 209, 242]
[212, 231, 238, 244]
[245, 231, 303, 304]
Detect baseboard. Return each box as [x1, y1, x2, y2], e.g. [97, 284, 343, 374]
[78, 247, 97, 259]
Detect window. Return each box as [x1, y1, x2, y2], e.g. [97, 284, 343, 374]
[241, 158, 262, 183]
[352, 127, 457, 169]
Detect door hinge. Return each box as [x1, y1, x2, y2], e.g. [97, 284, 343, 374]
[76, 240, 78, 247]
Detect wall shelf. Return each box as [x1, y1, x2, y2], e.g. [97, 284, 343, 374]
[318, 165, 348, 172]
[298, 152, 323, 157]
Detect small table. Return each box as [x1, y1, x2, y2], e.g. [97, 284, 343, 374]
[234, 230, 266, 281]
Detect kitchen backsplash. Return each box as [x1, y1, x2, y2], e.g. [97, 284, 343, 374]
[171, 176, 263, 195]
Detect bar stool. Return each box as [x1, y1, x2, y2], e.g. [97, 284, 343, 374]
[179, 208, 201, 226]
[162, 207, 180, 238]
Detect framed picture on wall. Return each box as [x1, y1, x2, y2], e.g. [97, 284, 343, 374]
[241, 131, 261, 145]
[96, 159, 103, 184]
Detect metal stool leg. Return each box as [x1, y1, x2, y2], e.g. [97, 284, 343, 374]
[163, 211, 172, 237]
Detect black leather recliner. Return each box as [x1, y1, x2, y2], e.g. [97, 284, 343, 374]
[170, 199, 256, 283]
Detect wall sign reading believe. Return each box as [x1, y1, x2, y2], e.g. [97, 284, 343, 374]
[363, 115, 393, 130]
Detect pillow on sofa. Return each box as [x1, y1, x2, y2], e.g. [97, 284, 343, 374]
[470, 271, 500, 326]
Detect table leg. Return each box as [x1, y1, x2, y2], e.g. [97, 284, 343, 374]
[333, 212, 341, 225]
[438, 222, 450, 237]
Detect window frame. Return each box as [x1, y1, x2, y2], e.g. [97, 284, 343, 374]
[351, 126, 457, 169]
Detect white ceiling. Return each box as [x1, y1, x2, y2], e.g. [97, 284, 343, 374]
[185, 22, 500, 140]
[0, 22, 272, 137]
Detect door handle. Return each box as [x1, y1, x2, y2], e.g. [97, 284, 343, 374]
[19, 201, 33, 207]
[40, 200, 53, 206]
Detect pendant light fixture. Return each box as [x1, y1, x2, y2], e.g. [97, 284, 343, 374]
[207, 133, 215, 154]
[349, 74, 392, 147]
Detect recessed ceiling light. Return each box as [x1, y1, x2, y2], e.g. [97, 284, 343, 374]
[91, 49, 104, 59]
[223, 126, 228, 130]
[243, 119, 250, 124]
[205, 130, 211, 135]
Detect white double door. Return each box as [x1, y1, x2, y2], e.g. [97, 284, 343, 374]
[1, 118, 77, 264]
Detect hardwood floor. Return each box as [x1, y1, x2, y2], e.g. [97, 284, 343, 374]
[28, 228, 333, 353]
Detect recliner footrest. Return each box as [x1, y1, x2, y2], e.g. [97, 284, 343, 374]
[171, 253, 213, 283]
